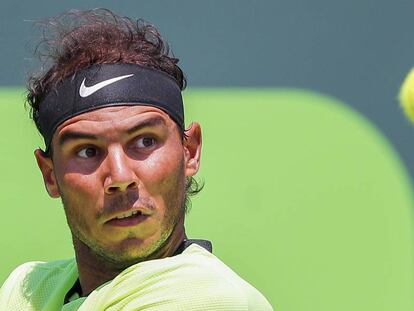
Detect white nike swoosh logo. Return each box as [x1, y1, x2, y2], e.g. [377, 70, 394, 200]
[79, 74, 134, 98]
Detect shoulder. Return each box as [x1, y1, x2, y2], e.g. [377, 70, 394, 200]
[180, 244, 274, 310]
[1, 258, 76, 287]
[82, 245, 273, 310]
[0, 259, 76, 311]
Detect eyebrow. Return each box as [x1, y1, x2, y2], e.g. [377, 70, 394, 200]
[58, 116, 167, 147]
[58, 132, 97, 146]
[126, 116, 167, 135]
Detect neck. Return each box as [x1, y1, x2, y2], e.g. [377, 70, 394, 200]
[73, 223, 186, 296]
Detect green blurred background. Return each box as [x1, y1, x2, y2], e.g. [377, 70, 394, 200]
[2, 2, 414, 310]
[1, 88, 413, 310]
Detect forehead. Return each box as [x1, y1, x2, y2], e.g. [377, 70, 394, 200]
[54, 105, 176, 138]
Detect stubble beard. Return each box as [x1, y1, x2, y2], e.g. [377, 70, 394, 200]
[56, 161, 187, 269]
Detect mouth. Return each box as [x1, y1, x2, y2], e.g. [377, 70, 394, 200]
[106, 209, 150, 227]
[115, 210, 142, 219]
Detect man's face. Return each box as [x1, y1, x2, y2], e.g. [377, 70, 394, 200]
[35, 106, 201, 267]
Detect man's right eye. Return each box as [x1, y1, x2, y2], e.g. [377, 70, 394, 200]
[77, 147, 98, 158]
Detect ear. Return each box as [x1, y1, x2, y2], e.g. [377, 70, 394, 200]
[34, 149, 60, 198]
[183, 122, 202, 177]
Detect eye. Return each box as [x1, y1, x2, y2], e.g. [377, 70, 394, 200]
[135, 137, 156, 149]
[77, 147, 98, 158]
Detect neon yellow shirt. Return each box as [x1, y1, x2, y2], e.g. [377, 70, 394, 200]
[0, 244, 273, 310]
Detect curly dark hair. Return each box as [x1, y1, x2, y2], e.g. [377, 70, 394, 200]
[26, 8, 202, 211]
[27, 8, 186, 131]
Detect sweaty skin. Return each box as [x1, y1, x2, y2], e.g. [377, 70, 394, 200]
[35, 105, 202, 295]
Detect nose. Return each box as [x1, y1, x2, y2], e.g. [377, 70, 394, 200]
[103, 145, 138, 195]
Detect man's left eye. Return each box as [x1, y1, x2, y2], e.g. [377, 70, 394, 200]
[136, 137, 156, 148]
[77, 147, 98, 158]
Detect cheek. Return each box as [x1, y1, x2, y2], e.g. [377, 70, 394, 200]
[146, 142, 183, 179]
[58, 172, 103, 213]
[140, 147, 185, 201]
[58, 172, 105, 238]
[62, 172, 98, 194]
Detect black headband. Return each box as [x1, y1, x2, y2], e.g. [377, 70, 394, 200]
[38, 63, 184, 150]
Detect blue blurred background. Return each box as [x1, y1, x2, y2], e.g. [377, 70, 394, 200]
[1, 0, 414, 176]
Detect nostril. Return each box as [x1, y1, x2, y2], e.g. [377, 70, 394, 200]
[107, 186, 118, 194]
[105, 181, 138, 194]
[127, 181, 138, 190]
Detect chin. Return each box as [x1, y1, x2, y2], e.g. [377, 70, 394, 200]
[103, 231, 170, 265]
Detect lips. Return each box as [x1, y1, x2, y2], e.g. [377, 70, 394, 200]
[115, 210, 141, 219]
[105, 208, 152, 227]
